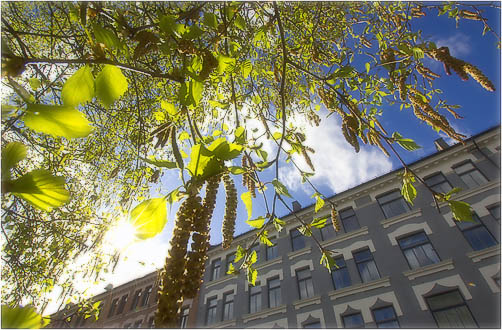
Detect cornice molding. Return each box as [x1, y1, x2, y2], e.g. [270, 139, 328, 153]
[467, 244, 501, 263]
[381, 209, 423, 229]
[328, 276, 391, 300]
[402, 259, 455, 280]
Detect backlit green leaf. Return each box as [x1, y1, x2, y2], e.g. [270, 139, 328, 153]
[298, 224, 312, 237]
[247, 250, 257, 265]
[61, 66, 95, 106]
[320, 251, 336, 273]
[247, 266, 257, 286]
[246, 216, 265, 229]
[129, 198, 167, 239]
[28, 78, 41, 90]
[311, 216, 328, 229]
[95, 65, 128, 108]
[161, 100, 177, 116]
[1, 142, 27, 180]
[401, 181, 417, 205]
[187, 144, 223, 179]
[24, 104, 93, 138]
[241, 191, 253, 220]
[449, 200, 473, 222]
[259, 230, 274, 246]
[272, 179, 292, 198]
[228, 166, 246, 175]
[1, 305, 49, 329]
[207, 138, 243, 160]
[217, 54, 236, 74]
[226, 263, 239, 275]
[273, 217, 285, 232]
[314, 194, 324, 213]
[6, 169, 70, 211]
[203, 12, 218, 29]
[141, 157, 177, 168]
[392, 132, 422, 151]
[235, 245, 246, 263]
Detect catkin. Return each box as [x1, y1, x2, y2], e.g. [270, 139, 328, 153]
[331, 207, 341, 232]
[222, 173, 237, 249]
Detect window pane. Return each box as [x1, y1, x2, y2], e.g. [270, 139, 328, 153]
[343, 313, 364, 328]
[398, 232, 428, 249]
[377, 191, 401, 204]
[373, 306, 395, 322]
[342, 215, 360, 232]
[250, 285, 261, 314]
[378, 320, 400, 328]
[291, 229, 306, 251]
[267, 241, 278, 260]
[332, 268, 351, 289]
[403, 249, 420, 269]
[211, 259, 221, 281]
[358, 261, 380, 282]
[320, 221, 335, 240]
[463, 226, 497, 251]
[427, 291, 464, 310]
[353, 249, 372, 262]
[303, 321, 321, 328]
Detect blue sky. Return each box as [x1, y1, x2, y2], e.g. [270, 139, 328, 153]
[94, 4, 501, 296]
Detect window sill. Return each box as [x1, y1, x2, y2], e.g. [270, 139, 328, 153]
[402, 259, 454, 280]
[436, 179, 500, 207]
[293, 295, 322, 310]
[256, 256, 283, 270]
[328, 276, 391, 300]
[205, 273, 238, 289]
[321, 226, 369, 249]
[288, 246, 312, 260]
[242, 304, 287, 323]
[380, 209, 422, 229]
[467, 244, 501, 263]
[208, 319, 236, 328]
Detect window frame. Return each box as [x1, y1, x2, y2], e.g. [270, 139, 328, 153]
[296, 267, 315, 300]
[320, 218, 336, 240]
[267, 276, 282, 308]
[291, 227, 306, 251]
[376, 190, 411, 219]
[130, 289, 142, 311]
[222, 291, 234, 321]
[353, 248, 380, 283]
[266, 237, 278, 260]
[425, 289, 478, 328]
[488, 204, 501, 221]
[456, 213, 498, 251]
[453, 161, 488, 189]
[133, 319, 143, 328]
[342, 312, 365, 328]
[226, 253, 235, 274]
[424, 172, 453, 195]
[116, 294, 128, 315]
[372, 305, 400, 328]
[339, 207, 361, 233]
[180, 306, 189, 328]
[141, 285, 152, 307]
[249, 282, 262, 314]
[205, 296, 218, 325]
[397, 231, 441, 269]
[108, 298, 119, 318]
[210, 258, 221, 281]
[331, 256, 352, 290]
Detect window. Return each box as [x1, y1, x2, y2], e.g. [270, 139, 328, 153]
[210, 259, 221, 281]
[291, 228, 306, 251]
[331, 257, 351, 289]
[340, 208, 360, 232]
[353, 248, 380, 283]
[424, 173, 453, 194]
[377, 190, 410, 219]
[457, 214, 497, 251]
[133, 320, 143, 328]
[148, 316, 155, 328]
[180, 306, 189, 328]
[130, 289, 142, 311]
[426, 290, 477, 328]
[116, 294, 128, 315]
[206, 297, 218, 325]
[222, 291, 234, 321]
[398, 232, 440, 269]
[266, 238, 278, 260]
[108, 298, 119, 318]
[303, 321, 321, 328]
[296, 268, 314, 299]
[372, 306, 399, 328]
[453, 162, 488, 189]
[343, 313, 364, 328]
[268, 277, 281, 308]
[141, 285, 152, 306]
[226, 253, 235, 274]
[249, 283, 262, 313]
[488, 204, 500, 221]
[320, 219, 335, 240]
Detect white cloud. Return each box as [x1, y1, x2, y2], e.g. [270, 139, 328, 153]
[434, 33, 471, 57]
[279, 113, 393, 194]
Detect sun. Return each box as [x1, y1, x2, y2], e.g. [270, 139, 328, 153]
[103, 218, 138, 252]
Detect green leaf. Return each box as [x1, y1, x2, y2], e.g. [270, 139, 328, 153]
[226, 263, 239, 275]
[311, 216, 328, 229]
[256, 149, 268, 162]
[247, 266, 258, 286]
[62, 66, 95, 106]
[241, 191, 253, 220]
[141, 157, 177, 168]
[6, 169, 70, 211]
[1, 305, 49, 329]
[412, 47, 424, 59]
[207, 138, 243, 160]
[1, 142, 27, 180]
[217, 54, 236, 74]
[273, 132, 282, 140]
[93, 24, 121, 50]
[28, 77, 41, 90]
[235, 245, 246, 263]
[228, 166, 246, 175]
[246, 216, 265, 229]
[365, 62, 370, 74]
[272, 179, 292, 198]
[187, 144, 223, 179]
[273, 217, 285, 232]
[129, 198, 167, 239]
[320, 251, 336, 273]
[203, 12, 218, 29]
[247, 250, 258, 265]
[444, 187, 462, 200]
[161, 100, 177, 116]
[449, 200, 473, 222]
[401, 181, 417, 205]
[95, 65, 128, 108]
[234, 14, 246, 30]
[259, 230, 274, 246]
[298, 224, 312, 237]
[234, 126, 246, 144]
[165, 188, 180, 205]
[241, 60, 252, 78]
[190, 80, 203, 106]
[24, 104, 93, 138]
[392, 132, 422, 151]
[314, 194, 324, 213]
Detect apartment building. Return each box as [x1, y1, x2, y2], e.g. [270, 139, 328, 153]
[51, 126, 500, 328]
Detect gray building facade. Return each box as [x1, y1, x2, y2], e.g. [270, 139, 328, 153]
[52, 126, 500, 328]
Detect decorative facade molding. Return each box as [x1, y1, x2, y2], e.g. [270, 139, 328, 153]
[204, 274, 238, 289]
[381, 209, 423, 229]
[293, 295, 322, 310]
[467, 244, 501, 263]
[411, 274, 472, 311]
[387, 222, 432, 246]
[287, 246, 312, 260]
[321, 226, 369, 249]
[256, 256, 283, 271]
[242, 305, 287, 323]
[478, 263, 501, 293]
[403, 259, 455, 280]
[296, 309, 326, 328]
[328, 276, 391, 300]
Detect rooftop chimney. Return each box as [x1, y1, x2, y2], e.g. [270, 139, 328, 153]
[434, 138, 450, 151]
[292, 201, 301, 212]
